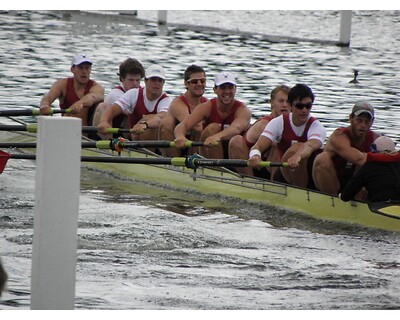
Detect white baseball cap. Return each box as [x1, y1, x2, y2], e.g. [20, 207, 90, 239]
[214, 72, 236, 86]
[71, 53, 92, 66]
[145, 64, 166, 80]
[372, 136, 396, 153]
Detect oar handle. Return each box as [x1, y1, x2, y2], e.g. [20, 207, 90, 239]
[169, 141, 219, 148]
[259, 161, 289, 168]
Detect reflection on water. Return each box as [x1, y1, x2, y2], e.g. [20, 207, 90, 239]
[1, 10, 400, 310]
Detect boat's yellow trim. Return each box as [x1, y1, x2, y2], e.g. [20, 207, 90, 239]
[1, 123, 400, 233]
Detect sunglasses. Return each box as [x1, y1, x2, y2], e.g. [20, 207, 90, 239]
[294, 102, 312, 110]
[187, 78, 206, 85]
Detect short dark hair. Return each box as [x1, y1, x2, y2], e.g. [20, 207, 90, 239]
[118, 58, 145, 81]
[288, 84, 315, 105]
[184, 64, 206, 81]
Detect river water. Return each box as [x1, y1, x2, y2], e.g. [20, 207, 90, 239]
[0, 10, 400, 310]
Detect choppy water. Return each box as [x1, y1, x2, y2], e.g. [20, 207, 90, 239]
[0, 10, 400, 310]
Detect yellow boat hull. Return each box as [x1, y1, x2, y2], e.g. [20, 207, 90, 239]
[1, 123, 399, 233]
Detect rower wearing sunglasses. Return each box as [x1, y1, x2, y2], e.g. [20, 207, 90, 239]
[159, 65, 208, 157]
[249, 84, 326, 189]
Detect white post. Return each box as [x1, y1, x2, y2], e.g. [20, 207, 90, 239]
[31, 117, 81, 310]
[158, 10, 167, 25]
[339, 10, 352, 47]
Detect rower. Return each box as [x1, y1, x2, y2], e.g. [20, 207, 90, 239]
[92, 58, 145, 140]
[249, 84, 327, 189]
[229, 84, 290, 178]
[97, 64, 172, 146]
[174, 72, 251, 160]
[158, 64, 208, 157]
[312, 101, 381, 197]
[39, 53, 105, 127]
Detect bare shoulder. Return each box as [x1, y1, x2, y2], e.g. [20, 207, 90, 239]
[325, 128, 350, 150]
[168, 97, 188, 116]
[47, 78, 68, 96]
[91, 79, 104, 87]
[90, 80, 105, 91]
[169, 96, 186, 109]
[329, 128, 348, 140]
[237, 101, 252, 116]
[52, 78, 67, 88]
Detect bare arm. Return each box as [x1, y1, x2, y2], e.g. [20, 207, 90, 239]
[327, 130, 367, 166]
[40, 79, 66, 113]
[245, 118, 269, 145]
[168, 98, 190, 123]
[174, 101, 210, 147]
[69, 82, 105, 114]
[202, 104, 252, 147]
[248, 135, 273, 167]
[131, 112, 168, 134]
[97, 103, 123, 133]
[286, 139, 322, 168]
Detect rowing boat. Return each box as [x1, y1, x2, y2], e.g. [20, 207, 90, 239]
[1, 116, 399, 233]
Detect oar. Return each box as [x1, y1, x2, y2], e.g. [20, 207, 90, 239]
[368, 201, 400, 220]
[0, 140, 207, 152]
[184, 156, 288, 169]
[0, 125, 219, 148]
[0, 108, 71, 117]
[0, 124, 131, 134]
[0, 150, 288, 174]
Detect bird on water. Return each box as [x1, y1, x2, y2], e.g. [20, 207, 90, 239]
[349, 69, 359, 84]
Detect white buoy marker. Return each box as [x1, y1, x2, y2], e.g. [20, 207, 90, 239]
[30, 117, 81, 310]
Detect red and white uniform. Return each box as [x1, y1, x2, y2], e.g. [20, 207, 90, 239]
[261, 113, 326, 157]
[115, 87, 172, 127]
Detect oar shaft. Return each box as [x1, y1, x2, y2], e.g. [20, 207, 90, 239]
[3, 152, 287, 168]
[0, 124, 38, 133]
[5, 153, 186, 166]
[0, 124, 131, 135]
[0, 109, 69, 117]
[0, 140, 206, 151]
[81, 126, 132, 134]
[187, 157, 288, 168]
[0, 142, 101, 149]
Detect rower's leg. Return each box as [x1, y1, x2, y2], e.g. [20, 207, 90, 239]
[228, 135, 253, 176]
[312, 152, 340, 195]
[200, 123, 224, 159]
[91, 102, 113, 140]
[158, 115, 180, 157]
[280, 143, 308, 188]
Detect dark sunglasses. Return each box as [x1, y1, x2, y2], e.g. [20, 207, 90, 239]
[294, 102, 312, 110]
[187, 78, 206, 85]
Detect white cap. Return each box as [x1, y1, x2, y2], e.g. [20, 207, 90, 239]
[372, 136, 396, 153]
[214, 72, 236, 86]
[145, 64, 166, 80]
[71, 53, 92, 66]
